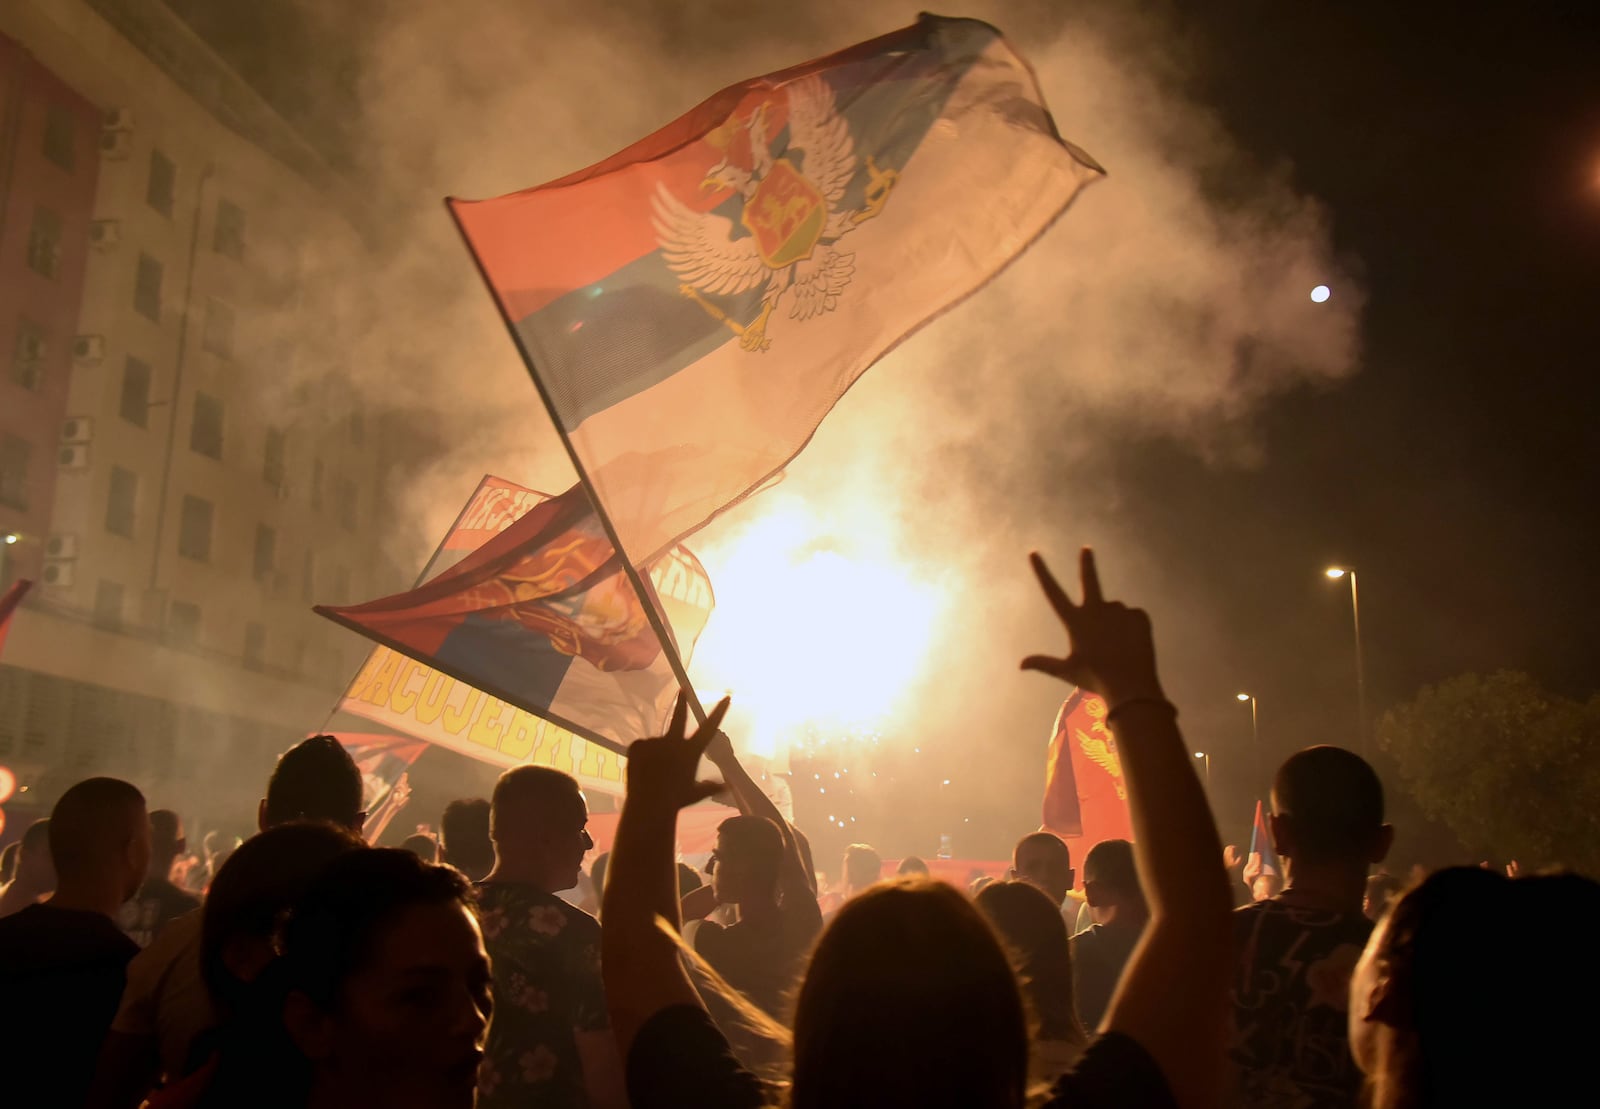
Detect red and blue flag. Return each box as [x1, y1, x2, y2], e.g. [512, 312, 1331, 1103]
[449, 15, 1102, 567]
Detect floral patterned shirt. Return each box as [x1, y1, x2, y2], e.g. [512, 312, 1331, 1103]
[476, 882, 608, 1109]
[1230, 898, 1374, 1109]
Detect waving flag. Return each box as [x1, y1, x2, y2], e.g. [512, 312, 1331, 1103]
[317, 477, 713, 756]
[449, 15, 1102, 569]
[1245, 799, 1282, 886]
[1042, 689, 1134, 855]
[0, 579, 31, 658]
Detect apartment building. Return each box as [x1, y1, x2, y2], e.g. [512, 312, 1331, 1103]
[0, 0, 402, 813]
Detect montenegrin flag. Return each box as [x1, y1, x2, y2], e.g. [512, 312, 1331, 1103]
[0, 579, 30, 658]
[448, 14, 1103, 566]
[1246, 799, 1282, 883]
[1042, 689, 1134, 854]
[317, 477, 713, 762]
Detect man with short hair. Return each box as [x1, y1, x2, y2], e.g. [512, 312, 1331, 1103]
[0, 817, 54, 918]
[440, 797, 494, 881]
[0, 778, 150, 1105]
[88, 736, 365, 1108]
[120, 809, 201, 947]
[1071, 838, 1149, 1029]
[477, 766, 624, 1109]
[1230, 746, 1394, 1109]
[1013, 829, 1076, 921]
[841, 842, 883, 899]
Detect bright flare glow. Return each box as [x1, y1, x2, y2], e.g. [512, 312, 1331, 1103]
[692, 495, 946, 760]
[2, 533, 17, 545]
[1194, 751, 1207, 759]
[1236, 692, 1252, 702]
[1325, 567, 1347, 579]
[1310, 285, 1331, 303]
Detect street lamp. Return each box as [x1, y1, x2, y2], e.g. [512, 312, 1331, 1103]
[1194, 750, 1211, 787]
[1324, 566, 1367, 753]
[1237, 692, 1260, 797]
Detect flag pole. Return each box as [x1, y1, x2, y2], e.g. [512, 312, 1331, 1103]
[446, 201, 709, 729]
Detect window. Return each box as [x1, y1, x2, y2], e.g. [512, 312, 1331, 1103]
[263, 428, 286, 490]
[253, 524, 275, 579]
[301, 548, 316, 602]
[169, 600, 201, 646]
[190, 393, 223, 459]
[93, 581, 124, 630]
[348, 410, 364, 445]
[333, 564, 350, 603]
[202, 298, 233, 358]
[178, 495, 213, 562]
[105, 465, 138, 538]
[337, 479, 357, 531]
[26, 207, 61, 278]
[120, 357, 151, 426]
[0, 434, 28, 510]
[310, 458, 323, 510]
[134, 253, 163, 321]
[43, 104, 75, 170]
[214, 198, 246, 261]
[12, 319, 47, 391]
[147, 150, 175, 216]
[243, 622, 266, 670]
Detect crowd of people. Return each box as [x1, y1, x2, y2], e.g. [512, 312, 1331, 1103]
[1, 547, 1596, 1108]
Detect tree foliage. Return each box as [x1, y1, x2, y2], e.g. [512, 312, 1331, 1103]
[1378, 671, 1600, 874]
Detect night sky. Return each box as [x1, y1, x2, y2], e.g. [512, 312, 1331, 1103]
[164, 1, 1600, 860]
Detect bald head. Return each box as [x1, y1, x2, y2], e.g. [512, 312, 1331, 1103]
[1271, 746, 1390, 868]
[491, 766, 590, 892]
[1014, 831, 1074, 904]
[49, 777, 150, 903]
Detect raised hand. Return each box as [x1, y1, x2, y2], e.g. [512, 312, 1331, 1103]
[625, 692, 731, 811]
[1021, 548, 1165, 708]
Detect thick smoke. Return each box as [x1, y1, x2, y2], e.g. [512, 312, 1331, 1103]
[288, 0, 1362, 851]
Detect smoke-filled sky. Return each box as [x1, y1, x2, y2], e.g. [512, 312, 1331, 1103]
[168, 0, 1600, 860]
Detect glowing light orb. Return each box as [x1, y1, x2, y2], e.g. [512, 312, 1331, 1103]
[1310, 285, 1331, 303]
[690, 497, 946, 760]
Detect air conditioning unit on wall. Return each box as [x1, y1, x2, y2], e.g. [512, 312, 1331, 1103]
[42, 560, 76, 587]
[89, 220, 121, 249]
[61, 417, 94, 444]
[45, 534, 79, 559]
[72, 336, 104, 366]
[58, 443, 91, 470]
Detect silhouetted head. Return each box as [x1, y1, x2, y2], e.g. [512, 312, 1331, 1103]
[792, 878, 1028, 1109]
[1349, 867, 1600, 1109]
[202, 821, 365, 1018]
[1013, 831, 1074, 904]
[400, 833, 438, 863]
[50, 777, 150, 905]
[842, 843, 883, 892]
[975, 879, 1084, 1045]
[490, 766, 591, 892]
[281, 849, 490, 1109]
[439, 799, 493, 881]
[1270, 746, 1392, 871]
[10, 817, 54, 894]
[149, 808, 186, 874]
[1082, 839, 1144, 917]
[896, 855, 930, 878]
[261, 736, 365, 833]
[711, 815, 783, 906]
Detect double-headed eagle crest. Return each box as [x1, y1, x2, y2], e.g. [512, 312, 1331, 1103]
[1077, 695, 1126, 800]
[652, 74, 898, 352]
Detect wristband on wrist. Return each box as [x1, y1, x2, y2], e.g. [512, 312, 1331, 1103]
[1104, 697, 1178, 726]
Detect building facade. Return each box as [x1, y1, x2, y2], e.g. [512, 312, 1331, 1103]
[0, 32, 101, 589]
[0, 0, 403, 821]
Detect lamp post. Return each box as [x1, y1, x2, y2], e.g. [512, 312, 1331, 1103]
[1325, 567, 1367, 753]
[1194, 750, 1211, 788]
[1237, 692, 1260, 798]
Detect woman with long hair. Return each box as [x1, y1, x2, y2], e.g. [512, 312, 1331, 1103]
[603, 549, 1234, 1109]
[976, 878, 1091, 1083]
[1349, 866, 1600, 1108]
